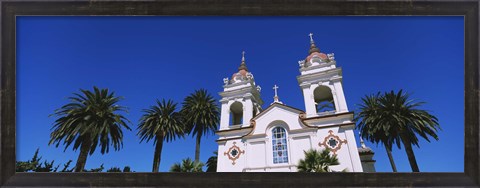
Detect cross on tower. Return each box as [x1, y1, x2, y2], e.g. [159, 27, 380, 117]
[241, 51, 246, 61]
[309, 33, 314, 43]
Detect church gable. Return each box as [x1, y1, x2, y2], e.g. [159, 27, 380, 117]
[250, 103, 306, 135]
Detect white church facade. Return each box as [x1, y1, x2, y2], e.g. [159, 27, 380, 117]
[216, 34, 375, 172]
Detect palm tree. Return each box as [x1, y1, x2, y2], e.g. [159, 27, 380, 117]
[181, 89, 220, 162]
[355, 92, 398, 172]
[169, 158, 204, 172]
[49, 87, 131, 172]
[356, 90, 440, 172]
[297, 149, 339, 172]
[379, 90, 440, 172]
[205, 151, 218, 172]
[137, 99, 185, 172]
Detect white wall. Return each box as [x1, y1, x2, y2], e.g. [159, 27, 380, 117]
[290, 136, 312, 164]
[217, 105, 364, 172]
[246, 141, 266, 169]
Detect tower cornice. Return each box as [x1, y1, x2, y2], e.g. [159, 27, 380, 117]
[297, 67, 343, 84]
[299, 61, 337, 73]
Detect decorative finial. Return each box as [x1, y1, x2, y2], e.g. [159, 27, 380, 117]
[359, 132, 366, 148]
[272, 84, 283, 104]
[238, 50, 248, 71]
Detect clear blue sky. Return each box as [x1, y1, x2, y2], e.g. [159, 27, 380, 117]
[17, 16, 464, 172]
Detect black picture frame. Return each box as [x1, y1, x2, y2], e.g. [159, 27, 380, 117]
[1, 0, 478, 187]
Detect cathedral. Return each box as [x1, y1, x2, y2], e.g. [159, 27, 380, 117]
[215, 34, 375, 172]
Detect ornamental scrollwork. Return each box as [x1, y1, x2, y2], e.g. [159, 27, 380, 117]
[298, 60, 305, 68]
[256, 85, 262, 92]
[250, 119, 256, 127]
[299, 112, 306, 119]
[327, 53, 335, 61]
[223, 77, 229, 85]
[246, 72, 254, 79]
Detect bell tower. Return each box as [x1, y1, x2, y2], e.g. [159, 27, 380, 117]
[297, 33, 349, 118]
[296, 33, 364, 172]
[218, 51, 263, 130]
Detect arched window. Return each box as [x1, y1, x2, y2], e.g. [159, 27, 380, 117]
[272, 127, 288, 164]
[229, 102, 243, 126]
[313, 86, 336, 113]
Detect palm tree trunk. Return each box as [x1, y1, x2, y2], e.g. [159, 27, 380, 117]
[152, 136, 164, 172]
[384, 143, 397, 172]
[195, 132, 202, 162]
[74, 139, 91, 172]
[401, 135, 420, 172]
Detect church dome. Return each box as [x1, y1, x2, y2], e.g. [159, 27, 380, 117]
[301, 33, 334, 68]
[236, 69, 248, 77]
[306, 33, 328, 62]
[306, 51, 328, 62]
[230, 51, 254, 84]
[231, 71, 247, 80]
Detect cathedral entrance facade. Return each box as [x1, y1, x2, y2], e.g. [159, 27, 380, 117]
[216, 34, 374, 172]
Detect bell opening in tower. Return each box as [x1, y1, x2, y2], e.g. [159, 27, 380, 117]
[313, 86, 336, 114]
[229, 101, 243, 126]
